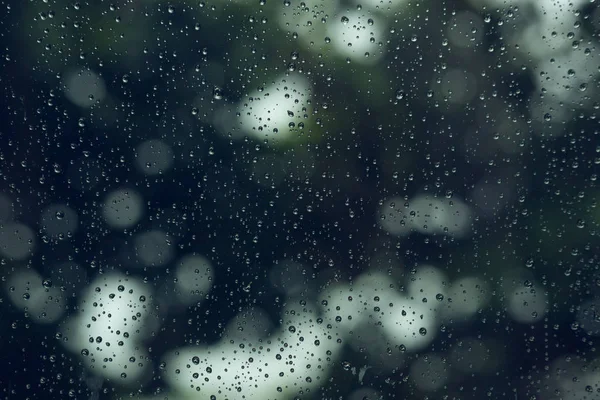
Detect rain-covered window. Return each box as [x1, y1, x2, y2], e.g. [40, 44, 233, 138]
[1, 0, 599, 399]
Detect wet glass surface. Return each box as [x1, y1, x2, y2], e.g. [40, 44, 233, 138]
[1, 0, 599, 399]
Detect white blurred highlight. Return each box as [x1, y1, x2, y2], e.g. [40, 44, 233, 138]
[408, 265, 448, 304]
[63, 69, 106, 108]
[103, 188, 144, 229]
[175, 254, 214, 304]
[135, 139, 174, 175]
[507, 284, 548, 323]
[322, 271, 439, 352]
[134, 230, 175, 267]
[442, 276, 490, 320]
[161, 263, 499, 396]
[163, 301, 343, 399]
[326, 12, 386, 64]
[61, 273, 154, 384]
[277, 0, 335, 48]
[237, 73, 312, 142]
[5, 269, 65, 324]
[576, 298, 600, 336]
[0, 222, 36, 260]
[40, 203, 78, 239]
[379, 195, 472, 237]
[447, 11, 484, 48]
[359, 0, 410, 12]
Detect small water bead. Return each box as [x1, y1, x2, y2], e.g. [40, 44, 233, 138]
[212, 87, 223, 100]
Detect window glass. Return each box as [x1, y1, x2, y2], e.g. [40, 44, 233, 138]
[1, 0, 599, 399]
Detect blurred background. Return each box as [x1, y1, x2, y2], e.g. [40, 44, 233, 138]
[0, 0, 599, 399]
